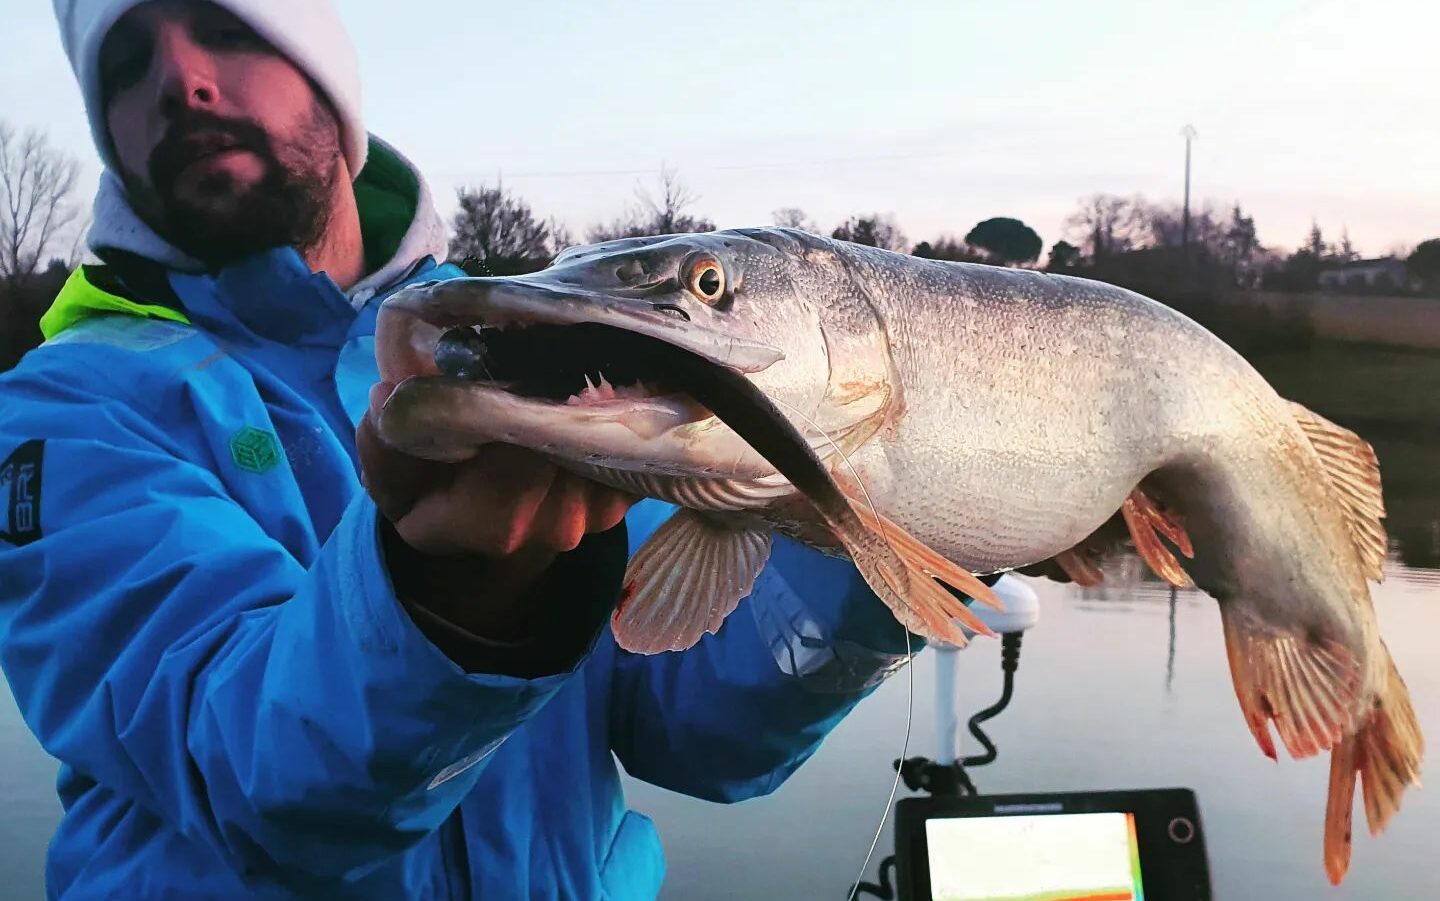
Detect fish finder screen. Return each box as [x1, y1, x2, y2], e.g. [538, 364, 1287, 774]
[925, 811, 1144, 901]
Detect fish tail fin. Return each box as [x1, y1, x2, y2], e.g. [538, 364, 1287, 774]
[1323, 647, 1424, 884]
[1324, 732, 1360, 886]
[836, 499, 1002, 647]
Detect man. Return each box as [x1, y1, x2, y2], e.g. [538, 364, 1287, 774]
[0, 1, 922, 897]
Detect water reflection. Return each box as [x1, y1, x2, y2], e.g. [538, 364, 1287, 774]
[1167, 586, 1177, 694]
[1251, 339, 1440, 573]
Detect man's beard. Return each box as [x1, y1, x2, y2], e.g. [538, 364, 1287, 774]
[125, 101, 342, 267]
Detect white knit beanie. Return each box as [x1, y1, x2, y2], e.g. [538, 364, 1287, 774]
[53, 0, 368, 178]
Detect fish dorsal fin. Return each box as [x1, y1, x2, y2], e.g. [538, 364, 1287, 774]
[613, 510, 772, 654]
[1287, 401, 1388, 582]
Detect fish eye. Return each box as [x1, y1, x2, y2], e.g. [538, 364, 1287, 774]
[685, 256, 726, 305]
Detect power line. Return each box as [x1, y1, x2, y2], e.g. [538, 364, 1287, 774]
[440, 147, 980, 182]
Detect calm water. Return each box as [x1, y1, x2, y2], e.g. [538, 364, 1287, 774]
[3, 340, 1439, 899]
[626, 570, 1439, 900]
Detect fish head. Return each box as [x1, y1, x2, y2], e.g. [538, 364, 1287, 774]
[373, 228, 892, 484]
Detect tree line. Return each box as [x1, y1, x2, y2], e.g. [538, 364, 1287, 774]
[4, 115, 1440, 371]
[448, 169, 1440, 301]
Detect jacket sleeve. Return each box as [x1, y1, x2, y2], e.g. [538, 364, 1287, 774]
[0, 359, 612, 887]
[609, 502, 923, 802]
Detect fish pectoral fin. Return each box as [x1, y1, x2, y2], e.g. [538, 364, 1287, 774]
[612, 510, 772, 654]
[1121, 488, 1194, 587]
[1220, 605, 1362, 763]
[1288, 401, 1388, 582]
[1324, 648, 1424, 885]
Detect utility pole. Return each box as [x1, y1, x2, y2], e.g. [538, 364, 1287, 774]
[1181, 124, 1198, 253]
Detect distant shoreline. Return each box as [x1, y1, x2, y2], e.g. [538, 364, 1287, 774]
[1173, 290, 1440, 353]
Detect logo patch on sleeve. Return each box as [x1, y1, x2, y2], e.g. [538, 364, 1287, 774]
[0, 440, 45, 546]
[229, 427, 280, 474]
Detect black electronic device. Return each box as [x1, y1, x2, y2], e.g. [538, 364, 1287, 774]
[893, 788, 1212, 901]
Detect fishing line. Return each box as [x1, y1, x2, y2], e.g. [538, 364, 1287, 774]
[766, 397, 915, 901]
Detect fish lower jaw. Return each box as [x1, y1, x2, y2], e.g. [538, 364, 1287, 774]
[487, 381, 715, 440]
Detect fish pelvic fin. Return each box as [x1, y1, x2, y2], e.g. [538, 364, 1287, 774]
[839, 489, 1004, 613]
[1121, 488, 1195, 587]
[832, 497, 1000, 646]
[1220, 605, 1363, 763]
[852, 530, 996, 647]
[613, 510, 772, 654]
[1288, 401, 1388, 582]
[1017, 508, 1131, 587]
[1045, 548, 1106, 586]
[1323, 646, 1423, 885]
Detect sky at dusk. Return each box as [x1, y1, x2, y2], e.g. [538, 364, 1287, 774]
[4, 0, 1436, 257]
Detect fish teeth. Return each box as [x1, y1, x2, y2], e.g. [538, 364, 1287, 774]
[596, 372, 616, 400]
[563, 373, 658, 406]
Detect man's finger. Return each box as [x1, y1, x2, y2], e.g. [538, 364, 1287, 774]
[531, 472, 591, 553]
[585, 482, 636, 536]
[356, 412, 455, 523]
[396, 448, 556, 556]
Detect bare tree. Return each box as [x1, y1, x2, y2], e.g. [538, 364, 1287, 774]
[0, 121, 80, 288]
[65, 212, 93, 268]
[771, 207, 818, 233]
[831, 213, 907, 252]
[587, 166, 715, 242]
[449, 183, 558, 275]
[1145, 200, 1227, 253]
[1337, 227, 1359, 263]
[547, 218, 575, 255]
[638, 167, 703, 234]
[1387, 241, 1415, 262]
[1064, 194, 1148, 260]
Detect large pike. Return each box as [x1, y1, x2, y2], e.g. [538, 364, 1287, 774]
[373, 228, 1422, 883]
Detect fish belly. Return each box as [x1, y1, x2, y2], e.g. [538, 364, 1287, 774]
[851, 274, 1210, 572]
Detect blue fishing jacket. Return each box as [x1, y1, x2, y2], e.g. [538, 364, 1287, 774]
[0, 141, 918, 899]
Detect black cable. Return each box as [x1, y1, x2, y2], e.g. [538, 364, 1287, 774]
[961, 632, 1023, 768]
[849, 628, 1026, 899]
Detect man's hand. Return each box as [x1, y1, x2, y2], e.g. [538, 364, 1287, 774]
[356, 382, 635, 639]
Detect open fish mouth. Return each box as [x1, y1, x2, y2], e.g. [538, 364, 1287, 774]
[432, 320, 707, 414]
[376, 275, 784, 384]
[373, 278, 787, 475]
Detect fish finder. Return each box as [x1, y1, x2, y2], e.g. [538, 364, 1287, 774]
[893, 788, 1213, 901]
